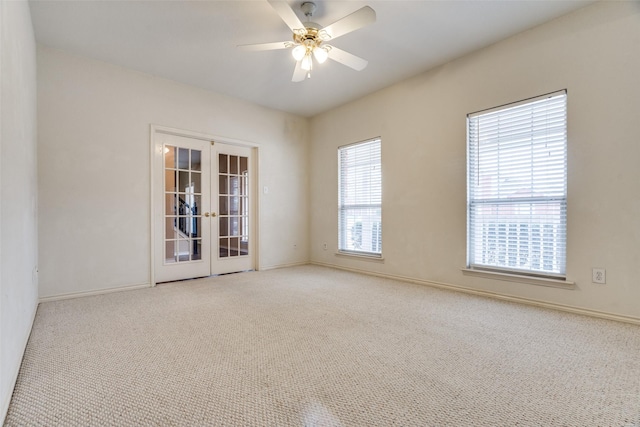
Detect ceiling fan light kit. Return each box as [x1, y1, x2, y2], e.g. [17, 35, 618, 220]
[238, 0, 376, 82]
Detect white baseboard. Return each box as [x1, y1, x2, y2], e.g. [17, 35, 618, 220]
[39, 282, 151, 303]
[1, 299, 38, 425]
[259, 261, 309, 272]
[310, 261, 640, 326]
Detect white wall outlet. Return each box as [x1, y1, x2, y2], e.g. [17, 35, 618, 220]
[592, 268, 606, 284]
[263, 186, 269, 194]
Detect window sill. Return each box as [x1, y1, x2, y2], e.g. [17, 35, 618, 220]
[335, 251, 384, 262]
[461, 268, 575, 289]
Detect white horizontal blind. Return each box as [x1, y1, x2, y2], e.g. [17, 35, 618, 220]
[467, 91, 567, 276]
[338, 138, 382, 256]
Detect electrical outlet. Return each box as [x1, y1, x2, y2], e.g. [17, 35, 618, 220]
[592, 268, 606, 284]
[323, 243, 328, 250]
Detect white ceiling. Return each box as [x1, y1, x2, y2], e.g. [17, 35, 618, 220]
[29, 0, 595, 117]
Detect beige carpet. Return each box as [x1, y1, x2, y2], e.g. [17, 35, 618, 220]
[5, 265, 640, 426]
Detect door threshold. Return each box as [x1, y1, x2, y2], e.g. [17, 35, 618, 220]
[156, 269, 255, 285]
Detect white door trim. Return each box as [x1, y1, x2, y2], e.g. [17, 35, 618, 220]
[149, 124, 260, 286]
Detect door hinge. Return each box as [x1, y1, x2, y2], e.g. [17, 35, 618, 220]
[211, 141, 215, 146]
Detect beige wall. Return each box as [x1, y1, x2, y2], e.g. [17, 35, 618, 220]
[310, 1, 640, 320]
[0, 0, 39, 422]
[37, 46, 310, 298]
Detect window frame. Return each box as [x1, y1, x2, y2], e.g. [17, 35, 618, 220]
[466, 90, 568, 280]
[337, 137, 382, 258]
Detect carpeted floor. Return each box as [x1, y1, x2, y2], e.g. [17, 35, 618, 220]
[5, 265, 640, 426]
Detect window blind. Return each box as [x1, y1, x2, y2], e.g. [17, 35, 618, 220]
[338, 138, 382, 256]
[467, 91, 567, 277]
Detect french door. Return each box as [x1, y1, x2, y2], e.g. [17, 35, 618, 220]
[153, 131, 255, 283]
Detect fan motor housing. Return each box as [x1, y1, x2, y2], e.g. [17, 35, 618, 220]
[293, 25, 322, 45]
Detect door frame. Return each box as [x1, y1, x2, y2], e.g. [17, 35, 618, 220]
[149, 125, 260, 286]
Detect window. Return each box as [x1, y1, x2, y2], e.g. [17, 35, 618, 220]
[467, 91, 567, 277]
[338, 138, 382, 256]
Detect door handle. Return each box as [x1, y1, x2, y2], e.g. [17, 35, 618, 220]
[211, 212, 217, 217]
[204, 212, 210, 217]
[203, 212, 217, 218]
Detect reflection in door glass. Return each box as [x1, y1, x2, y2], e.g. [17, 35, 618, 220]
[219, 176, 228, 195]
[240, 157, 248, 176]
[165, 146, 177, 169]
[165, 194, 177, 216]
[218, 153, 249, 258]
[219, 238, 228, 258]
[219, 196, 228, 216]
[178, 171, 189, 192]
[192, 240, 202, 261]
[165, 170, 177, 192]
[165, 217, 177, 240]
[230, 237, 239, 255]
[219, 217, 229, 237]
[192, 172, 202, 193]
[191, 150, 202, 171]
[229, 196, 239, 215]
[178, 148, 189, 169]
[219, 154, 228, 173]
[164, 145, 203, 264]
[230, 156, 238, 174]
[230, 217, 239, 236]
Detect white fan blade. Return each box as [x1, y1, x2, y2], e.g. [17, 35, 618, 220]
[238, 41, 292, 51]
[322, 6, 376, 40]
[327, 46, 368, 71]
[238, 42, 293, 51]
[292, 60, 306, 82]
[267, 0, 305, 33]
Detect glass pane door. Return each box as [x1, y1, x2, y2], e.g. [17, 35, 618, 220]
[211, 143, 253, 275]
[218, 154, 249, 258]
[164, 146, 203, 263]
[155, 133, 252, 282]
[154, 132, 210, 283]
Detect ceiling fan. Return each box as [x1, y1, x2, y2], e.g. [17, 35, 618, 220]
[239, 1, 376, 82]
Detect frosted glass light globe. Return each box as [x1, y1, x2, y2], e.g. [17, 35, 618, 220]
[313, 47, 328, 64]
[292, 45, 306, 61]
